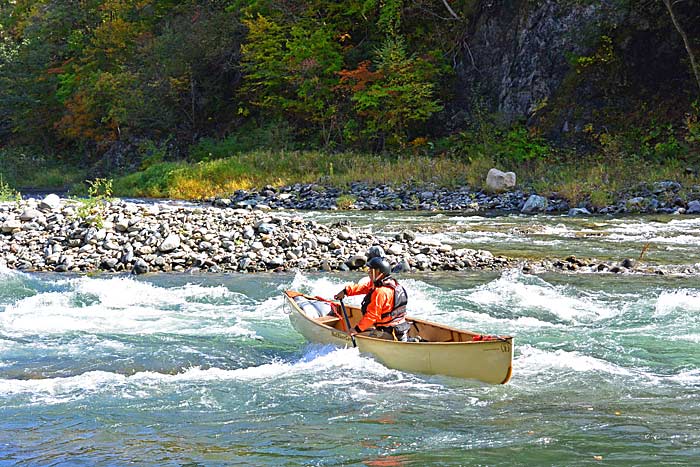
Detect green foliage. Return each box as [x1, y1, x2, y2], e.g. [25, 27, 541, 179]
[189, 121, 294, 162]
[593, 120, 689, 162]
[138, 139, 169, 170]
[497, 127, 550, 163]
[75, 178, 113, 228]
[443, 118, 550, 164]
[0, 0, 698, 190]
[377, 0, 403, 36]
[640, 123, 687, 160]
[240, 14, 343, 144]
[0, 146, 85, 188]
[572, 35, 616, 72]
[0, 174, 20, 202]
[685, 101, 700, 144]
[589, 189, 613, 209]
[336, 194, 357, 209]
[345, 36, 443, 149]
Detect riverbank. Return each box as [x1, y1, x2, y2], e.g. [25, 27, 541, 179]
[209, 180, 700, 215]
[2, 194, 699, 276]
[0, 195, 515, 275]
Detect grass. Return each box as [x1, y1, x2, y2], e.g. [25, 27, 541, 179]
[109, 149, 700, 204]
[0, 146, 86, 191]
[112, 150, 480, 199]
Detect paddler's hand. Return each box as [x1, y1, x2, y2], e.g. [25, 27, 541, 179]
[334, 288, 346, 300]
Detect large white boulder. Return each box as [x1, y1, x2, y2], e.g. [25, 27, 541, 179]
[486, 168, 516, 193]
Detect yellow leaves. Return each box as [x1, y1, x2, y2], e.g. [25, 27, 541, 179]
[91, 17, 139, 61]
[168, 75, 189, 93]
[55, 92, 101, 141]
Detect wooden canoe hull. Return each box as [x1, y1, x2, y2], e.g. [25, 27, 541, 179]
[285, 291, 513, 384]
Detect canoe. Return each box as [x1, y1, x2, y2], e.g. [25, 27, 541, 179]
[284, 290, 514, 384]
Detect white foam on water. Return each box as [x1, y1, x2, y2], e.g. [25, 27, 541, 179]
[464, 270, 618, 324]
[515, 345, 638, 379]
[669, 333, 700, 343]
[288, 271, 346, 300]
[250, 296, 289, 320]
[0, 265, 19, 277]
[654, 289, 700, 317]
[290, 270, 565, 334]
[0, 275, 260, 339]
[603, 217, 700, 245]
[537, 223, 575, 236]
[0, 370, 129, 405]
[0, 346, 443, 405]
[669, 368, 700, 385]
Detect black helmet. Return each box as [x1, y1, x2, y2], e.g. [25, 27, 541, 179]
[367, 256, 391, 276]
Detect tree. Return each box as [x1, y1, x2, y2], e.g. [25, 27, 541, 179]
[239, 13, 344, 145]
[339, 36, 443, 149]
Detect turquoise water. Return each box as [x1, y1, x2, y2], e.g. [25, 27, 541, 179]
[1, 265, 698, 466]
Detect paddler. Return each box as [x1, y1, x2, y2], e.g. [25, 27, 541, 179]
[334, 257, 411, 341]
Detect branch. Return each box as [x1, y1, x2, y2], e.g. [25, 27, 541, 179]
[441, 0, 461, 20]
[663, 0, 700, 95]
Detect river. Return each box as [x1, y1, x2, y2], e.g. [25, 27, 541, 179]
[1, 211, 699, 466]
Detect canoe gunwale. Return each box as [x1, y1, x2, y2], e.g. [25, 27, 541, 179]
[284, 290, 513, 346]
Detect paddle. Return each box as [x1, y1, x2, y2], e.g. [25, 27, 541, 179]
[338, 298, 357, 348]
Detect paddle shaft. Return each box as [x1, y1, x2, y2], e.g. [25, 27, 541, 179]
[338, 299, 357, 348]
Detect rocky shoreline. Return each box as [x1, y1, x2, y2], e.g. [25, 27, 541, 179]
[0, 194, 516, 275]
[211, 180, 700, 215]
[1, 192, 699, 276]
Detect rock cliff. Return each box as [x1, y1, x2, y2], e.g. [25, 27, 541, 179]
[456, 0, 699, 134]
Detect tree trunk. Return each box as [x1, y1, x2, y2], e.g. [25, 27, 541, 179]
[663, 0, 700, 95]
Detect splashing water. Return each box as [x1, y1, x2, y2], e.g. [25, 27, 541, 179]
[1, 266, 698, 465]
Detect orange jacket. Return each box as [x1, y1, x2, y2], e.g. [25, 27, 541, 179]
[344, 277, 396, 332]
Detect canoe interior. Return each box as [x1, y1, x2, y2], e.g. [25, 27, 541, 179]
[285, 291, 512, 344]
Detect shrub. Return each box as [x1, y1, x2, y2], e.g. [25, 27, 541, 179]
[335, 194, 356, 209]
[0, 175, 20, 202]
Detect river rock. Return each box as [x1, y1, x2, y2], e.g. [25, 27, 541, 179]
[568, 207, 591, 216]
[133, 258, 150, 274]
[39, 194, 61, 211]
[521, 195, 548, 213]
[387, 243, 404, 255]
[486, 168, 517, 193]
[1, 219, 21, 233]
[346, 255, 366, 269]
[687, 200, 700, 214]
[626, 197, 647, 212]
[159, 233, 181, 252]
[392, 257, 412, 273]
[19, 208, 41, 221]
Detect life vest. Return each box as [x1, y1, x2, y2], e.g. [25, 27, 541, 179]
[360, 276, 408, 326]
